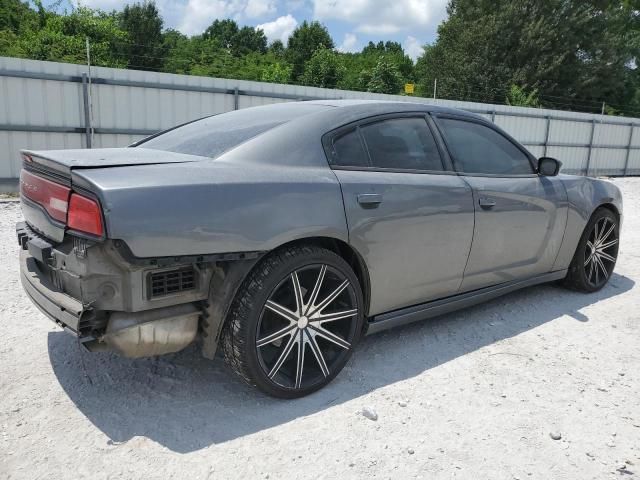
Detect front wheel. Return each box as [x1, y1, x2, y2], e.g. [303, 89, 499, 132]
[221, 245, 364, 398]
[564, 207, 619, 292]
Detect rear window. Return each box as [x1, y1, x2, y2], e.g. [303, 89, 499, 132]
[138, 103, 326, 158]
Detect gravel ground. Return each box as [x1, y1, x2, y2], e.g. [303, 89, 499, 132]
[1, 178, 639, 480]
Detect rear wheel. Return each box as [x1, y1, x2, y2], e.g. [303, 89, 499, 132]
[564, 208, 619, 292]
[221, 245, 364, 398]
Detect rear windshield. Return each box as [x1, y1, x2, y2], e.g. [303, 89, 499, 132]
[137, 103, 326, 158]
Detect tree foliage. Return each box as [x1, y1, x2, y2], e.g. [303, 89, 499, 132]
[301, 46, 345, 88]
[2, 0, 640, 116]
[415, 0, 640, 114]
[286, 21, 334, 81]
[118, 1, 164, 70]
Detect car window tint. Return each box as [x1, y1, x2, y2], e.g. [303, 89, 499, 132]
[139, 103, 326, 159]
[438, 118, 533, 175]
[332, 129, 369, 167]
[360, 118, 443, 171]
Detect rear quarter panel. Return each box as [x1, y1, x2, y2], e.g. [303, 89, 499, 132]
[73, 160, 348, 258]
[552, 175, 623, 270]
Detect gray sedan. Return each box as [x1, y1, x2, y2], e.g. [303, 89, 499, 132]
[17, 100, 622, 398]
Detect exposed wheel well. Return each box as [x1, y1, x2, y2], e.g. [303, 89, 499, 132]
[274, 237, 371, 317]
[598, 202, 620, 222]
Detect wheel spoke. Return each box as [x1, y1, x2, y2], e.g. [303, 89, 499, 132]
[265, 300, 298, 323]
[597, 250, 616, 263]
[268, 331, 298, 379]
[306, 330, 330, 377]
[595, 255, 609, 281]
[291, 271, 304, 316]
[588, 257, 596, 284]
[309, 325, 351, 350]
[305, 265, 327, 315]
[311, 308, 358, 324]
[257, 324, 297, 348]
[309, 279, 349, 316]
[599, 238, 618, 250]
[584, 253, 593, 267]
[597, 222, 615, 247]
[294, 330, 305, 388]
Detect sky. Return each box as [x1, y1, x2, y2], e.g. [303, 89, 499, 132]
[59, 0, 449, 60]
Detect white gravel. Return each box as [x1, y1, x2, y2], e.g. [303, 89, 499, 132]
[1, 178, 640, 480]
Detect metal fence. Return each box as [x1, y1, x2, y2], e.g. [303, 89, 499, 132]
[1, 56, 640, 190]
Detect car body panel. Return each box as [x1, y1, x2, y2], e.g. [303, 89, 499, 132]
[459, 175, 568, 292]
[17, 100, 623, 343]
[335, 169, 475, 316]
[551, 174, 623, 271]
[73, 160, 349, 258]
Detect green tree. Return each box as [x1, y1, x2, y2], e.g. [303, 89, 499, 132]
[366, 57, 403, 94]
[301, 46, 345, 88]
[203, 19, 238, 48]
[203, 19, 266, 56]
[0, 0, 37, 32]
[286, 21, 334, 81]
[261, 62, 292, 83]
[268, 39, 285, 57]
[506, 85, 540, 107]
[118, 1, 164, 70]
[415, 0, 638, 113]
[11, 6, 127, 67]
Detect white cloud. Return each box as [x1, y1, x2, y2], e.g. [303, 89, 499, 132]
[313, 0, 448, 35]
[257, 14, 299, 43]
[404, 36, 424, 61]
[178, 0, 236, 36]
[338, 33, 358, 53]
[245, 0, 277, 18]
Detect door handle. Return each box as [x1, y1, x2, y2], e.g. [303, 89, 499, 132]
[357, 193, 383, 207]
[478, 197, 496, 209]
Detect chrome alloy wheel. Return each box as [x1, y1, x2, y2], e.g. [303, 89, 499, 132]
[255, 264, 359, 390]
[584, 216, 618, 287]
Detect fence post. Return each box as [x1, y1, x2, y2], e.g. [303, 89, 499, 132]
[585, 118, 596, 176]
[234, 87, 239, 110]
[623, 124, 634, 176]
[81, 73, 92, 149]
[543, 116, 551, 157]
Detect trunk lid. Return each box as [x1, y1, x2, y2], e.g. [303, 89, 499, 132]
[20, 147, 205, 243]
[21, 147, 205, 177]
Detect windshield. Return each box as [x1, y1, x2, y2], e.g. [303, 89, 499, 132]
[138, 103, 327, 158]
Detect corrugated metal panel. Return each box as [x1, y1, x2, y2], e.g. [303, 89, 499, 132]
[2, 56, 640, 185]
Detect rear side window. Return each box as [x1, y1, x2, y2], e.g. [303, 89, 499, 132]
[438, 118, 533, 175]
[332, 130, 369, 167]
[360, 118, 443, 171]
[139, 103, 325, 159]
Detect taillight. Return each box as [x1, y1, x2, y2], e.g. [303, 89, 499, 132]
[67, 193, 104, 237]
[20, 170, 70, 223]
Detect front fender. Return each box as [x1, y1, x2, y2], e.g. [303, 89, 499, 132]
[552, 175, 623, 270]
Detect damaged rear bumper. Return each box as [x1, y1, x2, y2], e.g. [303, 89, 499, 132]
[17, 221, 208, 357]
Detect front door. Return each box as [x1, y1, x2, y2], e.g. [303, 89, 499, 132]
[325, 115, 476, 316]
[434, 115, 567, 292]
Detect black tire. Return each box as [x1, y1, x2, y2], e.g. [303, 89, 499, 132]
[221, 245, 365, 398]
[563, 207, 619, 292]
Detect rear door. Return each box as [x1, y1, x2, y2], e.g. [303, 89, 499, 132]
[325, 114, 475, 316]
[433, 115, 567, 292]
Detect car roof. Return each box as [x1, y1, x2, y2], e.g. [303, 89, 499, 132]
[302, 99, 486, 121]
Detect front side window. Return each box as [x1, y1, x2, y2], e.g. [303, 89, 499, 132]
[438, 118, 534, 175]
[360, 118, 443, 171]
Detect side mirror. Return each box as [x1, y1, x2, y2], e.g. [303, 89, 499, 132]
[538, 157, 562, 176]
